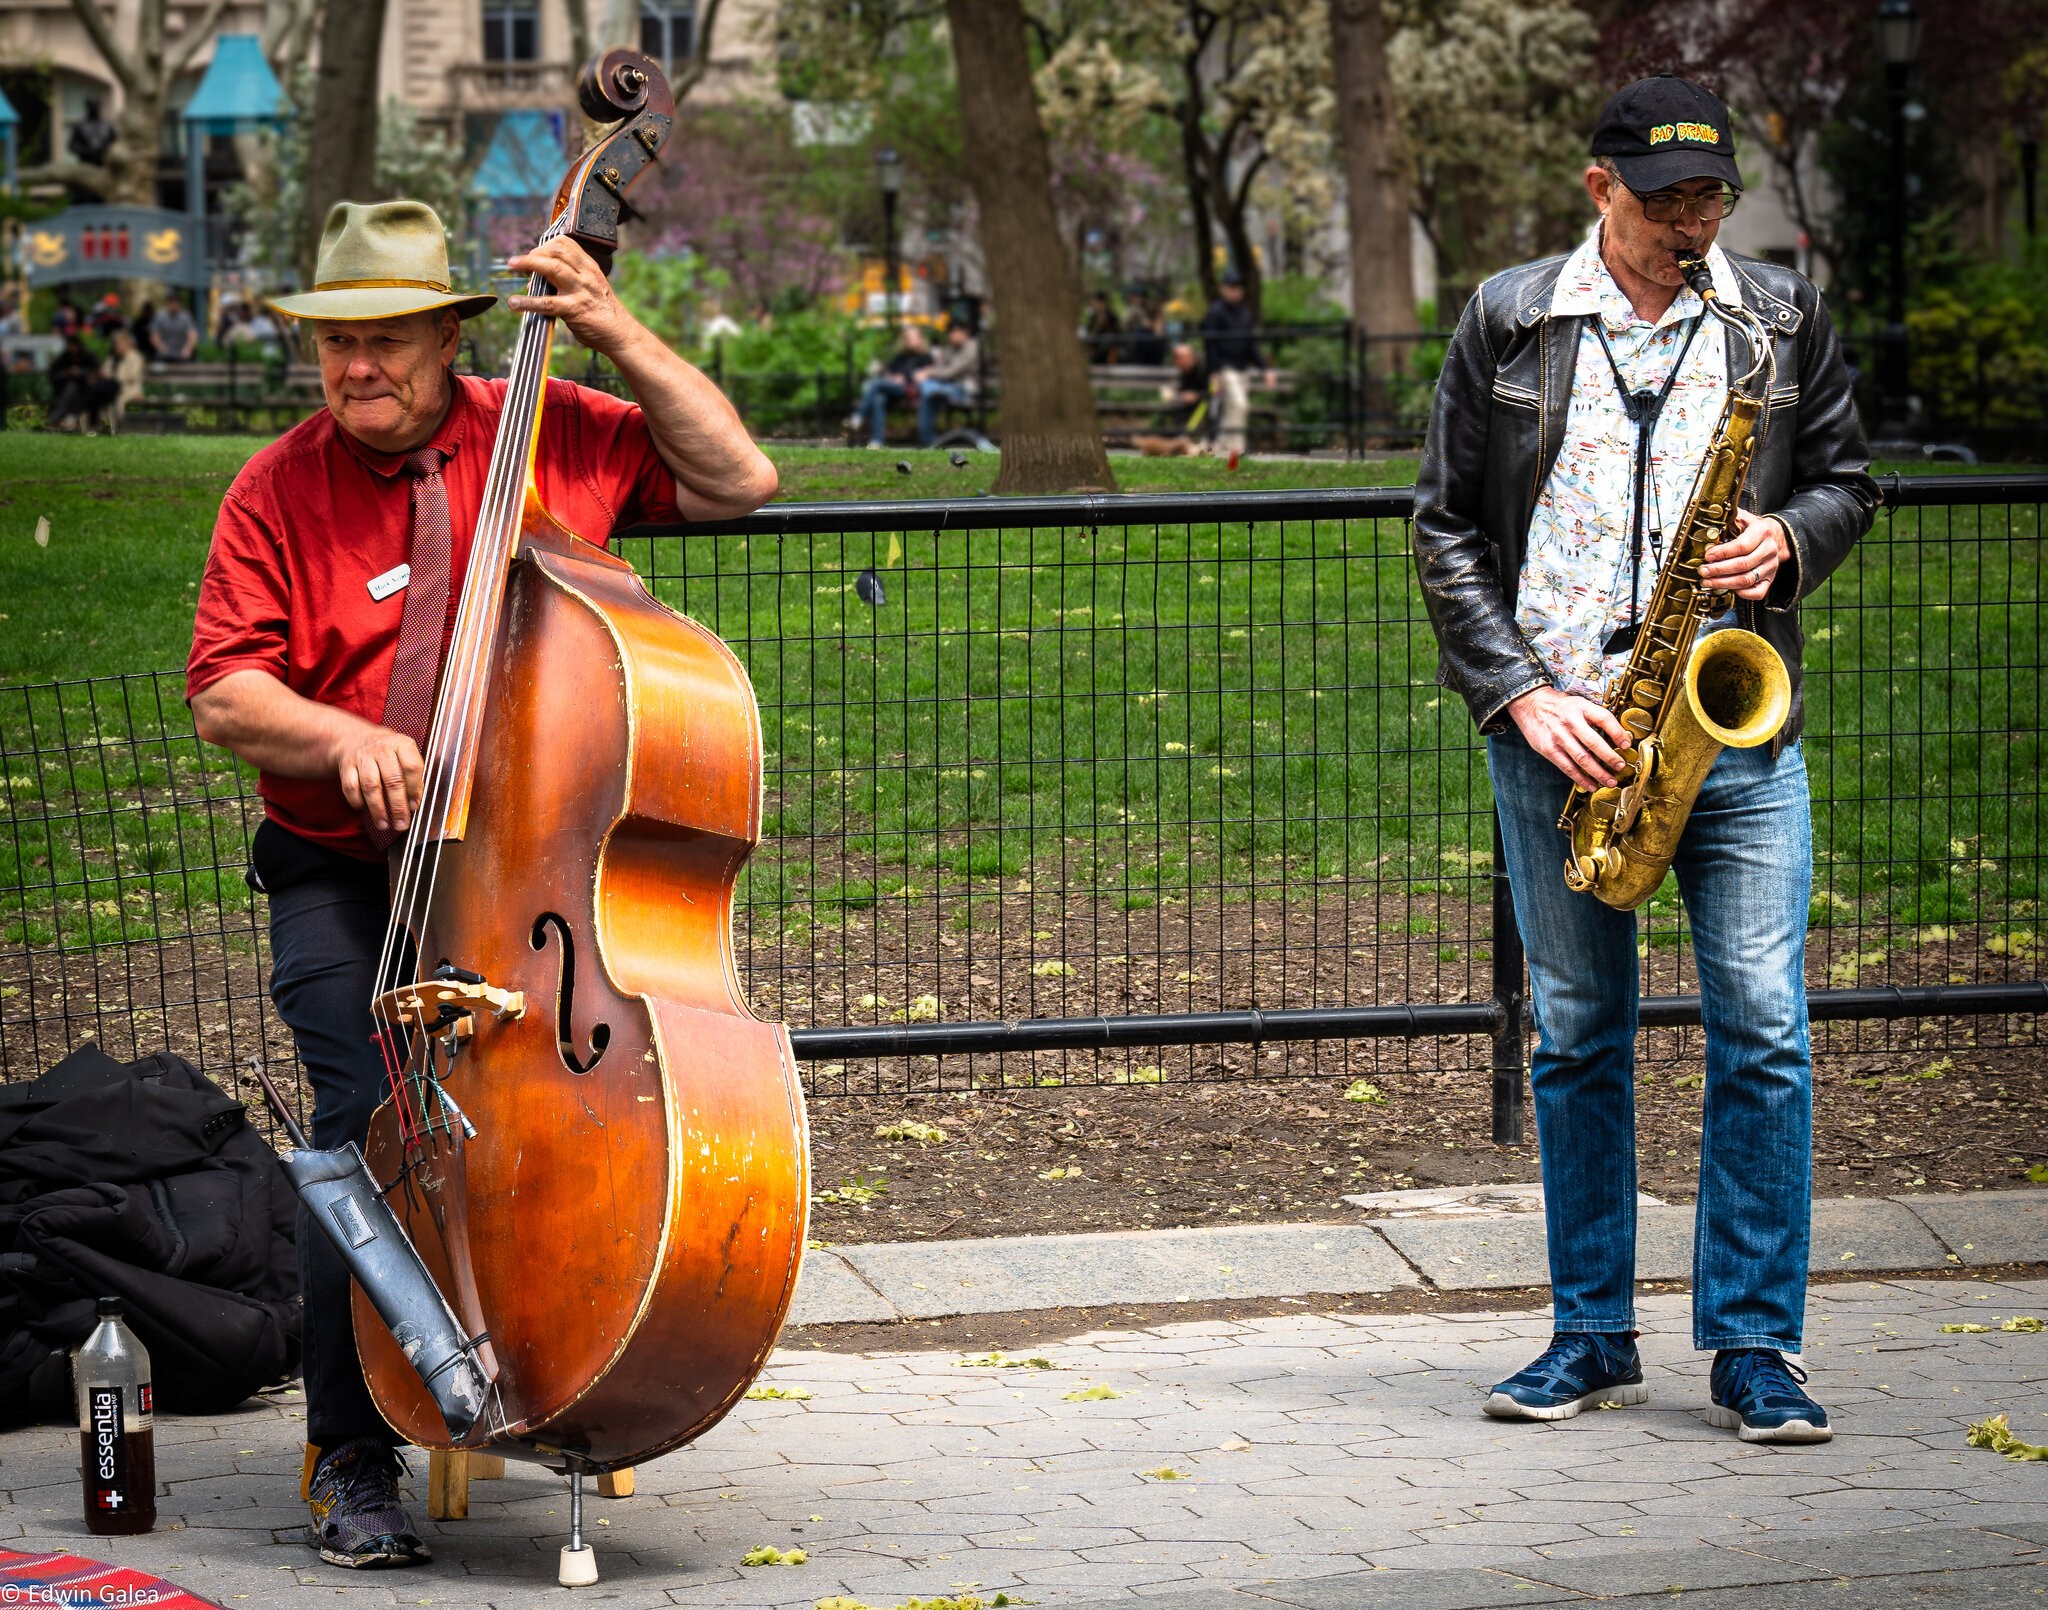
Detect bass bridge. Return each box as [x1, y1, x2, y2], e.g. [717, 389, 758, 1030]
[374, 964, 526, 1043]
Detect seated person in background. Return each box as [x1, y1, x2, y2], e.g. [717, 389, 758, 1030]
[1163, 342, 1210, 435]
[46, 335, 108, 430]
[914, 322, 980, 445]
[1084, 290, 1122, 363]
[91, 294, 128, 339]
[244, 307, 283, 350]
[105, 328, 147, 429]
[216, 298, 250, 345]
[1132, 342, 1211, 456]
[1123, 291, 1168, 365]
[151, 294, 199, 363]
[853, 325, 931, 449]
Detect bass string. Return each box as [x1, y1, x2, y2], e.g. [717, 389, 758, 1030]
[373, 289, 551, 1035]
[391, 197, 583, 947]
[371, 197, 581, 1124]
[392, 200, 579, 940]
[396, 279, 555, 906]
[368, 303, 547, 1145]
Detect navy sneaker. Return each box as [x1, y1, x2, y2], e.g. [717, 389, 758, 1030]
[1707, 1348, 1832, 1443]
[1484, 1331, 1647, 1421]
[306, 1438, 431, 1568]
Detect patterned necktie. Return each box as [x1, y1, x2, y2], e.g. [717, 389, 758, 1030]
[370, 447, 451, 846]
[380, 447, 453, 745]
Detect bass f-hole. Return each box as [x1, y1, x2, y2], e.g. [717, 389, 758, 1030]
[529, 912, 610, 1073]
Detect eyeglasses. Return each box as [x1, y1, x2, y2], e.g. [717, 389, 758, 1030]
[1626, 184, 1739, 224]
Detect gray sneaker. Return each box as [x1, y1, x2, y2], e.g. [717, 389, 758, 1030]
[306, 1438, 431, 1568]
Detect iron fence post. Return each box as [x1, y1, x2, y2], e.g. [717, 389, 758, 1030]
[1490, 812, 1526, 1146]
[1342, 322, 1356, 459]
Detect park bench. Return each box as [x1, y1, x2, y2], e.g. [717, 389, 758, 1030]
[123, 356, 325, 434]
[853, 363, 1298, 449]
[1087, 363, 1298, 447]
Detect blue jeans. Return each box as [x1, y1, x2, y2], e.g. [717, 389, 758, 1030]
[1488, 730, 1814, 1352]
[267, 871, 405, 1448]
[859, 375, 908, 445]
[916, 379, 970, 444]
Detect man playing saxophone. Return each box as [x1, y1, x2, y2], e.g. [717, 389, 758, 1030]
[1412, 76, 1876, 1440]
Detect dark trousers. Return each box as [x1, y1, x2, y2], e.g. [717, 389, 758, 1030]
[266, 872, 401, 1449]
[49, 376, 117, 428]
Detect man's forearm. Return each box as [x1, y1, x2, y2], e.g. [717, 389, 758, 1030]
[603, 322, 777, 521]
[191, 669, 366, 777]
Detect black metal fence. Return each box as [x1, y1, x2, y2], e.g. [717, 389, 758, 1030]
[2, 477, 2042, 1143]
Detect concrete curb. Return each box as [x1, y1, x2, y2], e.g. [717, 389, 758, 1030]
[787, 1188, 2046, 1326]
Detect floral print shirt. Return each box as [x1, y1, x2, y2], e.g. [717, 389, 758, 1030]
[1516, 226, 1741, 698]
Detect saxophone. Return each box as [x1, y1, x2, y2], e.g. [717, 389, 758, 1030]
[1557, 257, 1792, 910]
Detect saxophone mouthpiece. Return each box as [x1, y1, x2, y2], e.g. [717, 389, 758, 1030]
[1677, 255, 1717, 300]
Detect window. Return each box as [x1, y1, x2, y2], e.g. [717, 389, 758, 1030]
[639, 0, 695, 74]
[482, 0, 538, 63]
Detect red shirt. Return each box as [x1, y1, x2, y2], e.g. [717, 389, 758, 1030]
[188, 374, 679, 861]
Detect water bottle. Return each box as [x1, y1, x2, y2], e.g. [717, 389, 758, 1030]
[75, 1296, 156, 1535]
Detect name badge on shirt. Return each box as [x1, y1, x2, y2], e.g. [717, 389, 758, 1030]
[367, 563, 410, 602]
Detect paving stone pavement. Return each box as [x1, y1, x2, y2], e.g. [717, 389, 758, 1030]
[3, 1275, 2044, 1609]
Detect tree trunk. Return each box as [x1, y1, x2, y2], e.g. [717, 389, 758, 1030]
[1179, 101, 1220, 314]
[303, 0, 389, 280]
[1330, 0, 1415, 340]
[100, 80, 169, 206]
[597, 0, 637, 53]
[944, 0, 1115, 495]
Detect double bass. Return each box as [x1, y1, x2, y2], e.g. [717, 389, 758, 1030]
[312, 50, 807, 1508]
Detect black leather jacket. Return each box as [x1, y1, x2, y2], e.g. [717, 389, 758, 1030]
[1412, 249, 1878, 752]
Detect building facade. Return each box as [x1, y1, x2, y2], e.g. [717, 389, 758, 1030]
[0, 0, 775, 199]
[375, 0, 775, 136]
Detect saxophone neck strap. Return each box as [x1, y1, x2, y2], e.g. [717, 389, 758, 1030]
[1590, 311, 1704, 428]
[1589, 312, 1705, 654]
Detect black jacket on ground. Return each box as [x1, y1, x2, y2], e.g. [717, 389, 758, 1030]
[1412, 250, 1879, 751]
[0, 1045, 299, 1425]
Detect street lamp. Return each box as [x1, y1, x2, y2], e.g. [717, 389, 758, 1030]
[1875, 0, 1921, 436]
[875, 145, 904, 330]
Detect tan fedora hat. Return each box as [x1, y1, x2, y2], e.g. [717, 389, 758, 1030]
[270, 200, 497, 322]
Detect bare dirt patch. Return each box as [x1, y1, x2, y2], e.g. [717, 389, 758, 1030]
[5, 875, 2041, 1242]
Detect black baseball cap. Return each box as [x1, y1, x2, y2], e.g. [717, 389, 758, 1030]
[1591, 75, 1742, 193]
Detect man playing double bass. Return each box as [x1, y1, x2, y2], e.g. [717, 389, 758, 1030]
[187, 200, 776, 1568]
[1413, 78, 1876, 1441]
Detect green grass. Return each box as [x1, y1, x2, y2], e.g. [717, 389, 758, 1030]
[0, 433, 2039, 958]
[0, 437, 1418, 685]
[763, 443, 1421, 502]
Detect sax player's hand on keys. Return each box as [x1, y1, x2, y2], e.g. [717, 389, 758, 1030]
[1509, 686, 1633, 793]
[1702, 509, 1790, 600]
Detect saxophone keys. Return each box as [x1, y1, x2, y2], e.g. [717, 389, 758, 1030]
[1621, 708, 1656, 738]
